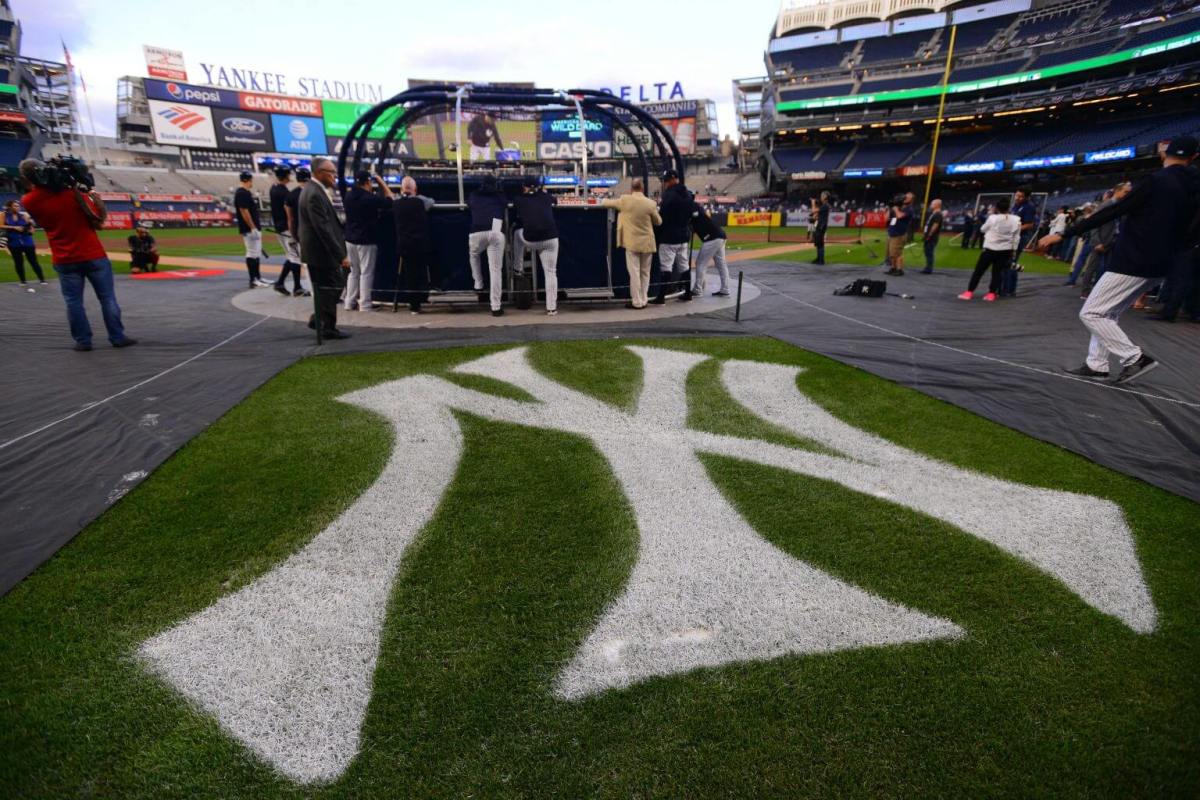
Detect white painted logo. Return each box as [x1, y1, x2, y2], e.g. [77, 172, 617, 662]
[140, 347, 1156, 783]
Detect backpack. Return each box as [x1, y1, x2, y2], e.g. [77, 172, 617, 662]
[833, 279, 886, 298]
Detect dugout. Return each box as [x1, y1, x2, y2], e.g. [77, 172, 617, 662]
[335, 85, 685, 307]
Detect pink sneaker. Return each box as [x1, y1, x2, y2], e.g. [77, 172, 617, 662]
[957, 291, 973, 301]
[983, 292, 998, 302]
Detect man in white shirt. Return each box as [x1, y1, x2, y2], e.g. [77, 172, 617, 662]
[958, 196, 1021, 302]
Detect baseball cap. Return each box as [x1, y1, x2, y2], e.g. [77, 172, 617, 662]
[274, 167, 292, 180]
[238, 171, 253, 182]
[296, 167, 311, 180]
[522, 174, 540, 188]
[354, 169, 371, 185]
[660, 169, 679, 181]
[1165, 135, 1198, 158]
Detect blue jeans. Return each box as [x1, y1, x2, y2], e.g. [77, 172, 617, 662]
[54, 258, 127, 345]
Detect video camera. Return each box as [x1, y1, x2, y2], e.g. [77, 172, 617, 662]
[27, 156, 95, 192]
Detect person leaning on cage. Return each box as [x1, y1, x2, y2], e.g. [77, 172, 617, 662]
[652, 169, 693, 304]
[343, 169, 395, 313]
[127, 225, 159, 274]
[513, 175, 561, 316]
[602, 177, 662, 309]
[393, 176, 437, 314]
[3, 198, 46, 285]
[691, 198, 731, 296]
[467, 174, 508, 316]
[19, 157, 136, 351]
[268, 167, 304, 296]
[1038, 135, 1200, 384]
[235, 171, 270, 289]
[297, 157, 351, 340]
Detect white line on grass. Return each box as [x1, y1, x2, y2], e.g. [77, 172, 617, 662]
[0, 316, 272, 452]
[753, 280, 1200, 410]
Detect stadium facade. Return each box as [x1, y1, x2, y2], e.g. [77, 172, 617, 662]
[759, 0, 1200, 202]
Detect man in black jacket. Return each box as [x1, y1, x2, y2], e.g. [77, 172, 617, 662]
[1039, 136, 1200, 384]
[810, 192, 830, 265]
[652, 170, 692, 304]
[298, 157, 350, 339]
[513, 175, 560, 315]
[393, 176, 436, 313]
[342, 169, 394, 312]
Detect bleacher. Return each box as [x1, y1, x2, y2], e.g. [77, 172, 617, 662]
[773, 42, 856, 72]
[773, 147, 821, 174]
[1027, 39, 1117, 69]
[950, 60, 1029, 83]
[858, 73, 941, 93]
[1121, 16, 1200, 49]
[809, 142, 855, 171]
[842, 142, 920, 170]
[778, 83, 855, 102]
[947, 20, 1003, 53]
[856, 30, 936, 66]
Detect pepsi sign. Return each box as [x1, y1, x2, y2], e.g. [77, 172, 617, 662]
[213, 107, 271, 151]
[145, 78, 238, 109]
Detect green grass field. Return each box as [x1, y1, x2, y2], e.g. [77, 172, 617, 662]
[760, 231, 1065, 274]
[1, 338, 1196, 798]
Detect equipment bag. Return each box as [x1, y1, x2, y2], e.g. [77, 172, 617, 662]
[833, 278, 886, 298]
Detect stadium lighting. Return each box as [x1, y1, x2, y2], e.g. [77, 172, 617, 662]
[994, 106, 1046, 117]
[1159, 82, 1200, 93]
[837, 124, 862, 130]
[1072, 96, 1121, 106]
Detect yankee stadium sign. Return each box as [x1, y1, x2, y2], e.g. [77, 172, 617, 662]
[197, 62, 387, 102]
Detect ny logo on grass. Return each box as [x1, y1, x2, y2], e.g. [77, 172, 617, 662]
[140, 346, 1156, 784]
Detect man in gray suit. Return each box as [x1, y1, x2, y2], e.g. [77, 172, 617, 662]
[298, 156, 351, 339]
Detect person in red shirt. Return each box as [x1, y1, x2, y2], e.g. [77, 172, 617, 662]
[19, 158, 135, 351]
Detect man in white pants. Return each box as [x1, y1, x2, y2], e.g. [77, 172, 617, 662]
[342, 169, 394, 311]
[513, 176, 560, 315]
[1039, 135, 1199, 384]
[467, 175, 508, 316]
[233, 171, 270, 288]
[691, 200, 730, 295]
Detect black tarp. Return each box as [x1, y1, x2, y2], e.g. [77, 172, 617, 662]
[1, 261, 1196, 595]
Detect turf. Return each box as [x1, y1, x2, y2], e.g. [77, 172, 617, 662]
[1, 337, 1197, 798]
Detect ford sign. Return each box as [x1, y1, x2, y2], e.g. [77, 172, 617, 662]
[221, 116, 265, 135]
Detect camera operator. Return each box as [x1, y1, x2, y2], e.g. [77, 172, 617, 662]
[19, 157, 135, 351]
[810, 191, 830, 265]
[885, 192, 914, 276]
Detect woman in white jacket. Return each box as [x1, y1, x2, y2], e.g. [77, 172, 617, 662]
[959, 197, 1022, 302]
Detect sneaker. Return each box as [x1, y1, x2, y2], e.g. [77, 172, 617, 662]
[274, 285, 290, 296]
[1114, 354, 1158, 385]
[491, 308, 504, 317]
[112, 338, 138, 348]
[39, 280, 48, 285]
[920, 268, 933, 274]
[254, 278, 273, 288]
[1063, 364, 1109, 379]
[957, 291, 973, 301]
[321, 329, 352, 340]
[679, 292, 693, 302]
[73, 342, 93, 352]
[983, 292, 997, 302]
[713, 290, 731, 297]
[546, 309, 558, 316]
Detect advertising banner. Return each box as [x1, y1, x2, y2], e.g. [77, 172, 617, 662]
[103, 212, 134, 230]
[614, 100, 697, 120]
[137, 193, 215, 203]
[828, 211, 848, 227]
[614, 128, 654, 157]
[945, 161, 1004, 174]
[325, 136, 415, 159]
[848, 211, 889, 228]
[785, 208, 810, 226]
[791, 171, 827, 180]
[661, 117, 696, 155]
[145, 79, 237, 109]
[0, 110, 27, 123]
[538, 141, 614, 159]
[897, 165, 929, 176]
[144, 45, 187, 81]
[271, 114, 327, 155]
[727, 212, 781, 227]
[322, 101, 404, 139]
[213, 108, 272, 152]
[99, 192, 131, 202]
[241, 92, 322, 117]
[136, 210, 234, 223]
[1013, 154, 1075, 169]
[1084, 147, 1135, 164]
[540, 111, 613, 143]
[148, 99, 217, 148]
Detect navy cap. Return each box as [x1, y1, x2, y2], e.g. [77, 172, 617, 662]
[238, 171, 253, 182]
[1165, 135, 1198, 158]
[661, 169, 679, 181]
[296, 167, 311, 180]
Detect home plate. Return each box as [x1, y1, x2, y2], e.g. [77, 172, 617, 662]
[132, 269, 226, 280]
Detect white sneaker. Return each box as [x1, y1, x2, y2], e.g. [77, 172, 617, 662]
[546, 309, 558, 316]
[254, 278, 272, 288]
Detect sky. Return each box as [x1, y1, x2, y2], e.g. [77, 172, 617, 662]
[16, 0, 778, 143]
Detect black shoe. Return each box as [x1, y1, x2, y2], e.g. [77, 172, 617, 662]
[649, 296, 666, 305]
[624, 301, 636, 309]
[1063, 364, 1109, 379]
[74, 342, 93, 352]
[679, 291, 693, 302]
[112, 338, 138, 348]
[1114, 354, 1158, 385]
[920, 269, 933, 274]
[321, 329, 351, 340]
[307, 319, 316, 330]
[293, 289, 311, 297]
[491, 308, 504, 317]
[274, 285, 290, 296]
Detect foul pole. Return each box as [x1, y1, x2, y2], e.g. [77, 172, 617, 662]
[919, 24, 957, 233]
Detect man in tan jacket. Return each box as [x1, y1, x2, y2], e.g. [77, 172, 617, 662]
[602, 178, 662, 308]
